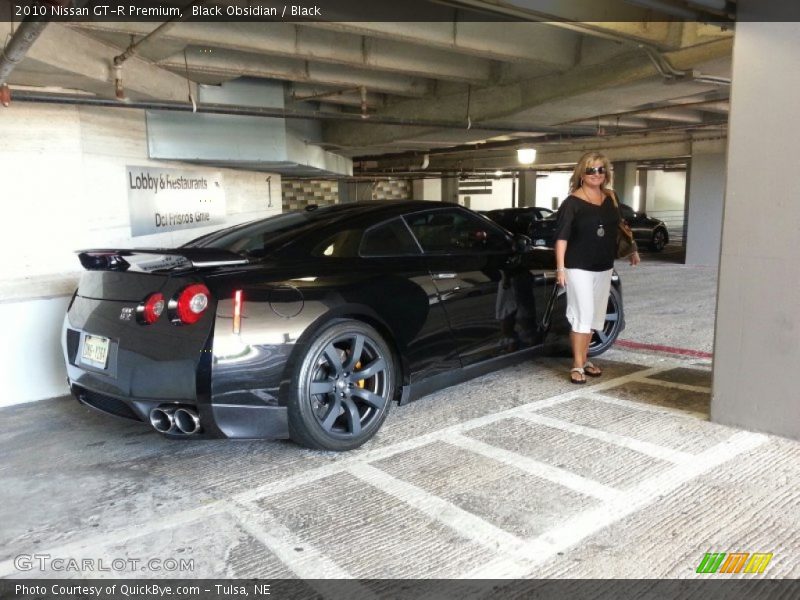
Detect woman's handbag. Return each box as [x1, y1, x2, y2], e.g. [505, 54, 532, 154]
[610, 192, 637, 259]
[616, 220, 636, 259]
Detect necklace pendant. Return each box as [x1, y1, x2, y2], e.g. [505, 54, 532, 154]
[597, 224, 605, 237]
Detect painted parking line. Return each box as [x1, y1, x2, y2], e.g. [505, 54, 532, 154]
[230, 499, 358, 580]
[638, 378, 712, 394]
[587, 390, 710, 420]
[515, 412, 694, 464]
[462, 431, 768, 578]
[348, 463, 529, 557]
[445, 433, 623, 502]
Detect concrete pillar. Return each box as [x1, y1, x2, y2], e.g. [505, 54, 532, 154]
[441, 177, 459, 204]
[685, 139, 726, 266]
[517, 170, 537, 207]
[613, 161, 637, 207]
[712, 13, 800, 440]
[638, 169, 648, 212]
[338, 179, 355, 203]
[412, 178, 442, 201]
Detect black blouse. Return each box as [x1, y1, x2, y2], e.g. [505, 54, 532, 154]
[554, 194, 620, 271]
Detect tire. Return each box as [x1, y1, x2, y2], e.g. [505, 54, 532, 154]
[287, 320, 395, 451]
[650, 228, 667, 252]
[589, 286, 623, 357]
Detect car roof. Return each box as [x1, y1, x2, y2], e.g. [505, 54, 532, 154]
[185, 199, 477, 256]
[487, 207, 551, 214]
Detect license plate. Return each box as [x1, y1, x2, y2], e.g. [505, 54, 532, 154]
[534, 239, 547, 246]
[82, 334, 110, 368]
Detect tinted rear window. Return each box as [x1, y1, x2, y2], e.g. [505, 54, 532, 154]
[183, 212, 310, 254]
[360, 219, 421, 257]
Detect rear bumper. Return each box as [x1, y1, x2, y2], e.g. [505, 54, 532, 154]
[63, 317, 289, 440]
[69, 383, 289, 440]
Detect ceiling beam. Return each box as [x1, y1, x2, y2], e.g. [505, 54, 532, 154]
[72, 22, 494, 84]
[302, 21, 580, 68]
[289, 84, 385, 110]
[356, 131, 726, 172]
[322, 38, 733, 149]
[424, 1, 729, 50]
[158, 48, 433, 97]
[24, 24, 195, 101]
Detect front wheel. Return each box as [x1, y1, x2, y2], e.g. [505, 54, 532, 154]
[650, 228, 668, 252]
[287, 320, 395, 451]
[589, 286, 623, 357]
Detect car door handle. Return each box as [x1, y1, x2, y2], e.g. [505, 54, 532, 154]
[432, 272, 457, 280]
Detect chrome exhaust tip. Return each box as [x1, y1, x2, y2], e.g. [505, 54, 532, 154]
[174, 408, 201, 435]
[149, 407, 176, 433]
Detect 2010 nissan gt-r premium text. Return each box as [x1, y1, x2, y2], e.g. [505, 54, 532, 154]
[63, 201, 625, 450]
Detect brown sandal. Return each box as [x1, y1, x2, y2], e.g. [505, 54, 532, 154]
[570, 367, 586, 384]
[583, 361, 602, 377]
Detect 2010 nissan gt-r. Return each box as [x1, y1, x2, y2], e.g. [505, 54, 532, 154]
[63, 201, 624, 450]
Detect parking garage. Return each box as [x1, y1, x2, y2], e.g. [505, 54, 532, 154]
[0, 0, 798, 594]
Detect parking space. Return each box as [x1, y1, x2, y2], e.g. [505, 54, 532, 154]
[2, 343, 797, 579]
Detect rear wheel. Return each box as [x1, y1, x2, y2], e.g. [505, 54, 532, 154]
[589, 287, 623, 356]
[288, 320, 395, 451]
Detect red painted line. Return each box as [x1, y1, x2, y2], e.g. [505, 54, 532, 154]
[615, 339, 713, 359]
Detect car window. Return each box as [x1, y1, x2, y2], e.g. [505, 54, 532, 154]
[311, 229, 363, 258]
[183, 212, 310, 253]
[515, 214, 534, 229]
[360, 218, 421, 257]
[404, 208, 509, 253]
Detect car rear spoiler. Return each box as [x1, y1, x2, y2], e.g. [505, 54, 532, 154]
[77, 248, 248, 272]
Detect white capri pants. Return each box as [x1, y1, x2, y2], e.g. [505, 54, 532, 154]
[565, 268, 613, 334]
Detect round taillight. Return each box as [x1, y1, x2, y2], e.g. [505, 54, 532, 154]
[175, 284, 210, 325]
[139, 293, 165, 325]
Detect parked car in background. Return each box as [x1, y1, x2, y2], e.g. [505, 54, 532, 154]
[529, 202, 670, 252]
[619, 203, 670, 252]
[483, 207, 554, 237]
[62, 201, 624, 450]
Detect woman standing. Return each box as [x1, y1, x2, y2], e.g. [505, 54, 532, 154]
[554, 152, 640, 384]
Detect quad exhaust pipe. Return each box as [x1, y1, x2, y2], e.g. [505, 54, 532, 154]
[149, 407, 176, 433]
[174, 408, 201, 434]
[149, 406, 201, 435]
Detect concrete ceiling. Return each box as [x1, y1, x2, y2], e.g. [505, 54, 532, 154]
[3, 0, 735, 176]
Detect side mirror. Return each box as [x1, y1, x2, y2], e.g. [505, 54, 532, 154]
[513, 234, 532, 253]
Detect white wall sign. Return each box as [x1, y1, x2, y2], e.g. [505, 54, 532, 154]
[127, 166, 226, 236]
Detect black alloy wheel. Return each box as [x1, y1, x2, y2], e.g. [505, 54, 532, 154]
[651, 228, 667, 252]
[288, 320, 395, 451]
[589, 287, 623, 357]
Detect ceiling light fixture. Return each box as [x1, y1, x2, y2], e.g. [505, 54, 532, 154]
[517, 147, 537, 165]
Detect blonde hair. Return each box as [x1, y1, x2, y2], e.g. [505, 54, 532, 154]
[569, 151, 614, 194]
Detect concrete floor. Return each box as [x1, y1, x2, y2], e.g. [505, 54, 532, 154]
[1, 253, 798, 580]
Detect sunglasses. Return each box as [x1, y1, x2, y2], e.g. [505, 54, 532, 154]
[584, 166, 607, 175]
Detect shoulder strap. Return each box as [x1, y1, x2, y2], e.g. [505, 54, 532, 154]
[608, 189, 619, 208]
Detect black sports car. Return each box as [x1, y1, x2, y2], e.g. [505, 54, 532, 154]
[619, 203, 670, 252]
[529, 202, 669, 252]
[63, 201, 625, 450]
[484, 207, 555, 236]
